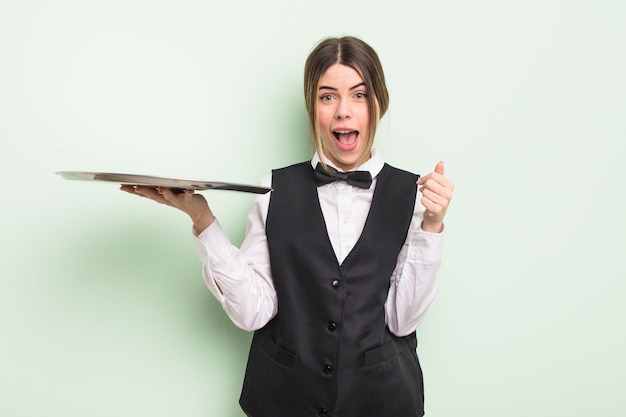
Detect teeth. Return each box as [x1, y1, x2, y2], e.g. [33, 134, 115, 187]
[334, 130, 354, 134]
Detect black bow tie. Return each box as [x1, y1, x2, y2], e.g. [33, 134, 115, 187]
[313, 163, 373, 189]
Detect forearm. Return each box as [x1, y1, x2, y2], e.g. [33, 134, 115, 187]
[193, 211, 277, 331]
[385, 227, 444, 336]
[202, 247, 277, 331]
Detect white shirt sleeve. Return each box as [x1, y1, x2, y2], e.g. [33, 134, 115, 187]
[385, 189, 444, 337]
[192, 175, 277, 331]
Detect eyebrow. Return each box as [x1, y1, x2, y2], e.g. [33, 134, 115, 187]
[318, 82, 366, 91]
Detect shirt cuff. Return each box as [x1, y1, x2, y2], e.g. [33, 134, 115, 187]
[406, 226, 445, 263]
[192, 219, 234, 266]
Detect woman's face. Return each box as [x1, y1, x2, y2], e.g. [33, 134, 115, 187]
[316, 64, 375, 171]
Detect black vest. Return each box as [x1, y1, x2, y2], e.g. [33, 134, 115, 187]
[239, 162, 424, 417]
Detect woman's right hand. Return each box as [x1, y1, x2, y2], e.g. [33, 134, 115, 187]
[120, 185, 216, 233]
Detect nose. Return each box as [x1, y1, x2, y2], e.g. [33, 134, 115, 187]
[335, 99, 351, 119]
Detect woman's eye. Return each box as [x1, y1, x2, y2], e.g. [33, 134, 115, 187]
[319, 94, 334, 102]
[354, 92, 368, 99]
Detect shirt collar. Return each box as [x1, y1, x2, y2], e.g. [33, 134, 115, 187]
[310, 149, 385, 179]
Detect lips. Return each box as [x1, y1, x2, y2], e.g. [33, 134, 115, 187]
[333, 129, 359, 149]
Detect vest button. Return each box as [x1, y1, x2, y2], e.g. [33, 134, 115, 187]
[323, 365, 333, 375]
[327, 322, 337, 332]
[317, 408, 328, 416]
[331, 279, 340, 288]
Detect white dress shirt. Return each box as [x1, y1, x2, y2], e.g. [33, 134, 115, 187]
[193, 150, 444, 336]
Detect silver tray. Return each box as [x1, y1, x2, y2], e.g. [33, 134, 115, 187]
[56, 171, 271, 194]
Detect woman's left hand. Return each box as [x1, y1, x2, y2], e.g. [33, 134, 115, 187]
[417, 161, 454, 233]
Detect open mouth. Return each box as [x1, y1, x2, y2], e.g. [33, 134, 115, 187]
[333, 130, 359, 146]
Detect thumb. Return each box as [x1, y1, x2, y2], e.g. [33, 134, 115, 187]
[435, 161, 445, 176]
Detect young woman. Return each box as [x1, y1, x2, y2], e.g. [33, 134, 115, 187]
[122, 36, 453, 417]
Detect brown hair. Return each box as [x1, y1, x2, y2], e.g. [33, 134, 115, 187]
[304, 36, 389, 165]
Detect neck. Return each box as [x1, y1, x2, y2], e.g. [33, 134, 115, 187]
[324, 151, 372, 172]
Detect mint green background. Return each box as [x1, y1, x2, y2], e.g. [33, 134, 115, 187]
[1, 1, 625, 416]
